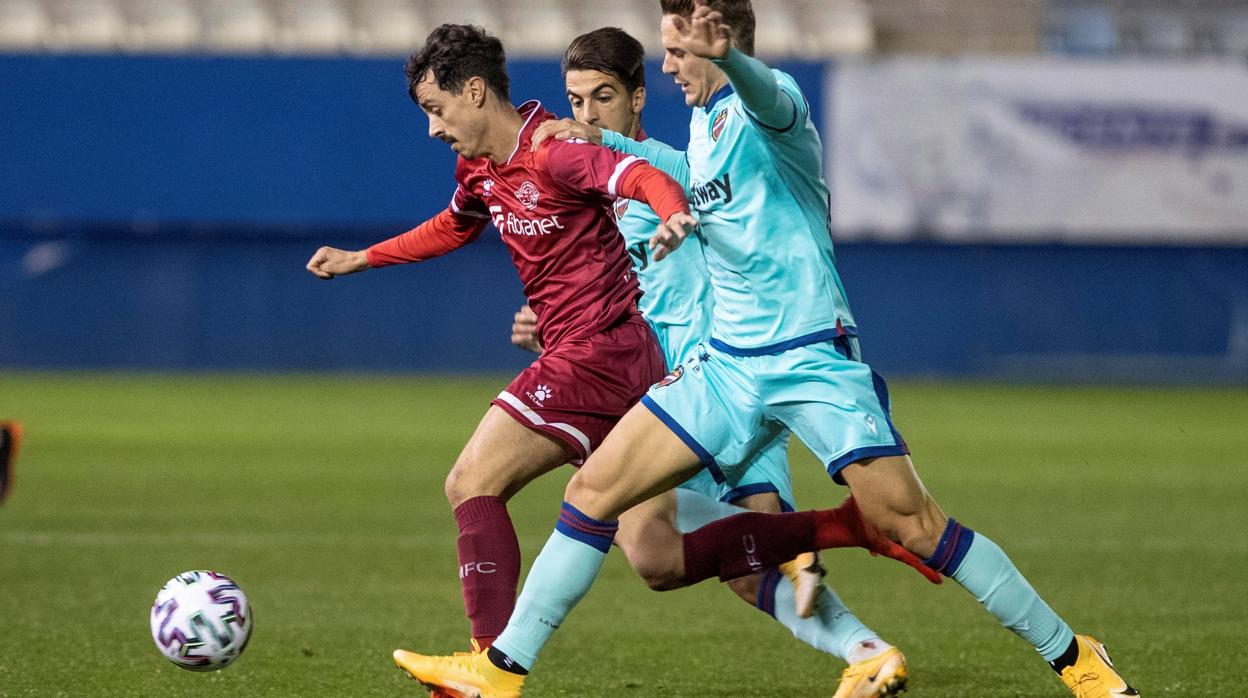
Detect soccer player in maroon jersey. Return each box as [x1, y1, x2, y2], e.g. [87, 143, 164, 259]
[306, 23, 696, 654]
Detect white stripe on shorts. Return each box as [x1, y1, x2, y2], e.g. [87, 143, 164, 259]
[496, 391, 593, 458]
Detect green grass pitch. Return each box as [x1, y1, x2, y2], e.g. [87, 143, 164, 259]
[1, 372, 1244, 696]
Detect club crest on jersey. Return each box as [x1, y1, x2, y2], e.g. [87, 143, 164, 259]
[482, 178, 495, 197]
[613, 198, 630, 220]
[711, 109, 728, 141]
[516, 181, 541, 210]
[655, 365, 684, 388]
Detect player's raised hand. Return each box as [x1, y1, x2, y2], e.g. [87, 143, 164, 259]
[650, 212, 697, 262]
[531, 118, 603, 152]
[510, 304, 544, 354]
[671, 0, 733, 60]
[305, 246, 369, 280]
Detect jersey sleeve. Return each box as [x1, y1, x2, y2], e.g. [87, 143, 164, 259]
[537, 139, 648, 204]
[614, 163, 691, 223]
[601, 131, 691, 190]
[713, 47, 808, 135]
[366, 159, 489, 267]
[365, 207, 487, 267]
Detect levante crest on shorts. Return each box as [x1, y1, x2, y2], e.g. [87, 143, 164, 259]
[711, 109, 728, 141]
[655, 365, 684, 388]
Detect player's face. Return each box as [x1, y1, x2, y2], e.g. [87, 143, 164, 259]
[414, 70, 488, 159]
[660, 14, 724, 108]
[565, 69, 643, 137]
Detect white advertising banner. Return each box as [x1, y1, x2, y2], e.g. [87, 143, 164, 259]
[828, 58, 1248, 244]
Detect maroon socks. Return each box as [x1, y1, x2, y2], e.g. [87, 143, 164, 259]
[453, 496, 522, 648]
[682, 510, 821, 584]
[680, 496, 940, 585]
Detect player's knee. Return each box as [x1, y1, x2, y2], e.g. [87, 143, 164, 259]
[880, 505, 946, 559]
[563, 468, 607, 510]
[443, 463, 486, 507]
[630, 556, 685, 591]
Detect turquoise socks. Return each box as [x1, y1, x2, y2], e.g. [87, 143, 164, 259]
[492, 502, 616, 670]
[925, 519, 1075, 661]
[757, 568, 879, 660]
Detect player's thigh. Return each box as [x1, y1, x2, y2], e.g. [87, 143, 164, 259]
[840, 454, 947, 557]
[642, 346, 769, 493]
[565, 402, 706, 521]
[615, 490, 685, 589]
[763, 344, 907, 485]
[446, 405, 570, 505]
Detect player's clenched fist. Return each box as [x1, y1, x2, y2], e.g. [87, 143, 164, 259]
[306, 246, 370, 280]
[650, 212, 698, 262]
[510, 304, 544, 354]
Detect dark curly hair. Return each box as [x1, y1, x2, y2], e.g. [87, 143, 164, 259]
[659, 0, 755, 56]
[406, 24, 510, 104]
[562, 27, 646, 95]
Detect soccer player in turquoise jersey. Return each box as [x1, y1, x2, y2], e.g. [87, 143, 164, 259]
[400, 3, 1139, 697]
[506, 27, 909, 697]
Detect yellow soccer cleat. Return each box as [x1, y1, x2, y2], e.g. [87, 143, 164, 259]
[393, 648, 525, 698]
[779, 551, 826, 619]
[832, 646, 908, 698]
[1059, 635, 1140, 697]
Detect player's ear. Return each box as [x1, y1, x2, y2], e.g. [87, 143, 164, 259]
[465, 76, 488, 108]
[631, 86, 647, 115]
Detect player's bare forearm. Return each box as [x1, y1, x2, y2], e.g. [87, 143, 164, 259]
[305, 247, 370, 280]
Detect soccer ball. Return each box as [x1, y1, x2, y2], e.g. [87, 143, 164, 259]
[150, 570, 253, 671]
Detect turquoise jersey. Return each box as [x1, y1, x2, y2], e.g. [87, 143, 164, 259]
[614, 136, 713, 370]
[607, 70, 856, 354]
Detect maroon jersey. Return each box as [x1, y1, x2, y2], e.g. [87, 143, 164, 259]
[450, 101, 648, 349]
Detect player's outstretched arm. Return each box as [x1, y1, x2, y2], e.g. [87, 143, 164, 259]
[306, 246, 369, 280]
[365, 209, 488, 268]
[602, 130, 691, 190]
[674, 1, 796, 131]
[537, 139, 694, 260]
[531, 119, 692, 190]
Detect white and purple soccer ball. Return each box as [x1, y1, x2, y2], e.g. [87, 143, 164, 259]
[150, 570, 253, 671]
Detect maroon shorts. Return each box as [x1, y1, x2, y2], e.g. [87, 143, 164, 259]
[492, 313, 666, 464]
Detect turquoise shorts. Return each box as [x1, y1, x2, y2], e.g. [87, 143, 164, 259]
[676, 431, 795, 511]
[642, 337, 907, 487]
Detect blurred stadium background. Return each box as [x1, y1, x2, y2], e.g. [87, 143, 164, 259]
[2, 0, 1246, 381]
[3, 1, 1248, 696]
